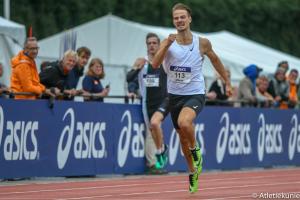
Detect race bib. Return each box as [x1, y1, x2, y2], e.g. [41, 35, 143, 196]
[143, 74, 159, 87]
[170, 66, 191, 83]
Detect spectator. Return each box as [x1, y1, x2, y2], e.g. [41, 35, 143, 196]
[0, 87, 11, 97]
[65, 47, 91, 100]
[278, 61, 289, 74]
[0, 62, 4, 85]
[206, 66, 231, 106]
[255, 72, 275, 107]
[267, 67, 290, 108]
[127, 75, 141, 103]
[295, 80, 300, 110]
[0, 62, 7, 98]
[280, 69, 299, 109]
[39, 50, 78, 99]
[10, 37, 54, 99]
[82, 58, 109, 102]
[40, 61, 50, 72]
[235, 64, 262, 107]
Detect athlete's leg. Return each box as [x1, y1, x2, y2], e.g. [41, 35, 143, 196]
[145, 127, 156, 168]
[150, 111, 164, 150]
[176, 128, 196, 173]
[177, 107, 197, 149]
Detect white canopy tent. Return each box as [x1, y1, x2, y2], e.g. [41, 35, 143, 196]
[0, 16, 26, 87]
[36, 14, 300, 102]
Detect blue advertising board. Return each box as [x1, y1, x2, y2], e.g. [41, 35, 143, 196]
[0, 99, 300, 179]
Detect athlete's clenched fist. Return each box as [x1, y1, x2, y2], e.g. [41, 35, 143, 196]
[167, 34, 177, 46]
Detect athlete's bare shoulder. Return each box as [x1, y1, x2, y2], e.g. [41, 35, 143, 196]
[198, 37, 212, 55]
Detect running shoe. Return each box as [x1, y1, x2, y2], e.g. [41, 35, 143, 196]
[161, 144, 168, 166]
[189, 167, 202, 194]
[146, 165, 168, 175]
[155, 154, 163, 168]
[189, 141, 203, 169]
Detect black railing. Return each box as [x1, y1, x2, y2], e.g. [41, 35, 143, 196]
[0, 91, 296, 108]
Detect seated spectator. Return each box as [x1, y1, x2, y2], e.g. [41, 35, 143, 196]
[280, 69, 299, 109]
[206, 66, 231, 106]
[39, 50, 79, 99]
[64, 47, 91, 101]
[10, 37, 54, 99]
[255, 72, 275, 107]
[82, 58, 110, 102]
[267, 67, 290, 108]
[235, 64, 261, 107]
[40, 61, 50, 72]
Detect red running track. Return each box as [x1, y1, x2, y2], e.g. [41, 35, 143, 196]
[0, 169, 300, 200]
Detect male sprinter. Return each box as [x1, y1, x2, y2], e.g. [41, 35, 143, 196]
[126, 33, 169, 169]
[152, 3, 233, 194]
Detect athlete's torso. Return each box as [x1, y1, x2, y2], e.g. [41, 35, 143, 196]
[165, 34, 206, 95]
[138, 55, 168, 102]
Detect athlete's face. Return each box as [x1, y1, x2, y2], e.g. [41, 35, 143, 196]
[147, 37, 159, 55]
[173, 10, 191, 32]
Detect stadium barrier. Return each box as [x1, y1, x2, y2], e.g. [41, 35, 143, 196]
[0, 96, 300, 179]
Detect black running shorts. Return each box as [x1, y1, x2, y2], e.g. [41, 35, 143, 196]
[142, 97, 169, 129]
[169, 93, 206, 130]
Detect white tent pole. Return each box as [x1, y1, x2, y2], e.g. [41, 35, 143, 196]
[4, 0, 10, 20]
[107, 13, 112, 65]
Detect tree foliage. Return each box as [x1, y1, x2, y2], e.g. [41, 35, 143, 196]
[0, 0, 299, 57]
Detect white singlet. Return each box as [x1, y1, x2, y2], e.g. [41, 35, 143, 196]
[165, 34, 206, 95]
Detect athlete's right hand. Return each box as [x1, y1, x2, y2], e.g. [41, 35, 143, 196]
[167, 34, 176, 46]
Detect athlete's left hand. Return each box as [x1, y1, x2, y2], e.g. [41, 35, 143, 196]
[225, 84, 233, 97]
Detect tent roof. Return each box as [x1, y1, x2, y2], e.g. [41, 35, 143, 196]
[36, 14, 300, 90]
[0, 16, 26, 46]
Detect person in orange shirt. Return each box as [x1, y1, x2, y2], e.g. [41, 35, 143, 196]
[10, 37, 57, 99]
[280, 69, 299, 109]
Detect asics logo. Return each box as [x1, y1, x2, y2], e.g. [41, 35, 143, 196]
[193, 106, 198, 109]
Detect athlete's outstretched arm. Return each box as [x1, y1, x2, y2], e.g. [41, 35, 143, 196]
[152, 34, 176, 69]
[201, 38, 233, 96]
[126, 57, 146, 82]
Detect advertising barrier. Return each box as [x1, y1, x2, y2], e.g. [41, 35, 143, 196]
[0, 99, 300, 179]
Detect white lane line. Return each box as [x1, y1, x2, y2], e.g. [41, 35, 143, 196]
[55, 182, 300, 199]
[1, 173, 300, 195]
[1, 168, 299, 188]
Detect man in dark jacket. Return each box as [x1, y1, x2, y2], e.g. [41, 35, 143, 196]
[39, 50, 79, 99]
[64, 47, 91, 100]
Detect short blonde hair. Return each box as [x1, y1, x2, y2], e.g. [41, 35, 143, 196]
[85, 58, 105, 79]
[62, 50, 78, 61]
[172, 3, 192, 17]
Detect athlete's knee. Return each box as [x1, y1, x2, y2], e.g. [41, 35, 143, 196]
[150, 120, 161, 130]
[178, 119, 192, 132]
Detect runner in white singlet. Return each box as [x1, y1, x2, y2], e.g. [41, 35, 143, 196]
[152, 3, 233, 194]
